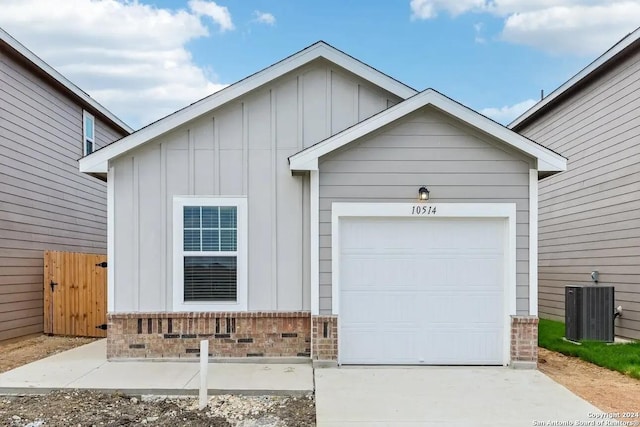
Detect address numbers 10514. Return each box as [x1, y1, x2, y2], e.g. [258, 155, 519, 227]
[411, 205, 437, 215]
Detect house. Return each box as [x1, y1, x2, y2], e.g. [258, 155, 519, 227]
[79, 42, 566, 366]
[0, 28, 131, 341]
[510, 27, 640, 340]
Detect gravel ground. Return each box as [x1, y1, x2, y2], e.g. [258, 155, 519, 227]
[0, 390, 316, 427]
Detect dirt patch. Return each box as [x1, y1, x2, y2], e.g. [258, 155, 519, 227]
[539, 347, 640, 422]
[0, 391, 315, 427]
[0, 335, 97, 374]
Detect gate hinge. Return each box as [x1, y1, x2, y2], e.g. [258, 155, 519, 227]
[95, 261, 108, 268]
[96, 324, 108, 330]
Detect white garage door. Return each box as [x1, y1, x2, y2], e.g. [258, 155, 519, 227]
[339, 217, 506, 365]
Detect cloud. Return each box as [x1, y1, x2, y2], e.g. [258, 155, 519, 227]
[0, 0, 232, 128]
[189, 0, 234, 32]
[502, 3, 640, 55]
[409, 0, 640, 55]
[253, 11, 276, 26]
[473, 22, 486, 44]
[480, 98, 538, 124]
[410, 0, 485, 19]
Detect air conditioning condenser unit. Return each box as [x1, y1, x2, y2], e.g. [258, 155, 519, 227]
[565, 285, 614, 342]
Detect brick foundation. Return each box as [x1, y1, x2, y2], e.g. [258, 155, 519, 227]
[311, 315, 338, 361]
[107, 312, 311, 359]
[511, 315, 538, 365]
[108, 312, 537, 364]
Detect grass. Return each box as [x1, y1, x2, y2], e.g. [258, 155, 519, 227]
[538, 318, 640, 379]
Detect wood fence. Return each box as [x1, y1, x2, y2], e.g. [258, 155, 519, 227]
[43, 251, 107, 338]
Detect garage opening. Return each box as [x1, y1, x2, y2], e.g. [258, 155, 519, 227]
[338, 216, 506, 365]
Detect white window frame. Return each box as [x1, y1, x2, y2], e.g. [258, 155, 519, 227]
[83, 110, 95, 156]
[172, 196, 248, 312]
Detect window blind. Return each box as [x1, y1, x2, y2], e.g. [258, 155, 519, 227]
[184, 256, 237, 301]
[182, 205, 239, 302]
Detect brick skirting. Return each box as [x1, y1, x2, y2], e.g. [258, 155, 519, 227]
[108, 312, 535, 364]
[107, 312, 311, 359]
[311, 315, 338, 361]
[511, 315, 539, 365]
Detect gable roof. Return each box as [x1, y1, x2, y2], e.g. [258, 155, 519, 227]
[289, 88, 567, 174]
[0, 27, 132, 134]
[79, 41, 418, 174]
[510, 26, 640, 130]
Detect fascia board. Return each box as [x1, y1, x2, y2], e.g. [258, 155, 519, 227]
[80, 42, 417, 173]
[290, 89, 567, 172]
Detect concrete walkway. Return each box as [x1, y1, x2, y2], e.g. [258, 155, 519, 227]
[0, 340, 313, 396]
[315, 367, 603, 427]
[1, 340, 606, 426]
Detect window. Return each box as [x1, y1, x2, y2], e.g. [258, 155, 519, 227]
[173, 197, 247, 311]
[83, 110, 95, 155]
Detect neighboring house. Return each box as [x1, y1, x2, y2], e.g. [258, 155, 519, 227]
[80, 42, 566, 366]
[0, 28, 132, 341]
[511, 27, 640, 340]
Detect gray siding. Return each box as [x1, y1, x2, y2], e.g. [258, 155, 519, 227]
[0, 47, 126, 341]
[112, 59, 402, 312]
[318, 108, 533, 315]
[517, 47, 640, 339]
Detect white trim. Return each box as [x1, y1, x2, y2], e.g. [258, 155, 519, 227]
[0, 28, 131, 134]
[331, 202, 517, 366]
[172, 196, 248, 312]
[504, 209, 517, 365]
[107, 165, 115, 312]
[310, 170, 320, 315]
[82, 110, 95, 156]
[289, 89, 567, 173]
[79, 42, 417, 174]
[510, 27, 640, 129]
[529, 169, 539, 316]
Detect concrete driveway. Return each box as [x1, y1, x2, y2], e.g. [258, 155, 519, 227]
[315, 367, 602, 427]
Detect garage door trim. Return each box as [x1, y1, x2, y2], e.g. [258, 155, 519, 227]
[331, 202, 517, 366]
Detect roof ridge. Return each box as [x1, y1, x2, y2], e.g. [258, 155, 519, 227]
[80, 41, 418, 174]
[0, 26, 132, 134]
[510, 25, 640, 129]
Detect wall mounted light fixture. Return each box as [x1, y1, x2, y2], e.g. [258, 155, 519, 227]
[418, 186, 430, 201]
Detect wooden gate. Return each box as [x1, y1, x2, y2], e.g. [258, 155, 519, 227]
[43, 251, 107, 338]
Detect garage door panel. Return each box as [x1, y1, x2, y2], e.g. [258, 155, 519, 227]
[342, 256, 420, 288]
[418, 293, 502, 324]
[342, 330, 420, 364]
[447, 258, 503, 287]
[432, 292, 503, 322]
[339, 293, 380, 322]
[382, 332, 420, 363]
[341, 291, 421, 324]
[339, 330, 379, 363]
[424, 330, 502, 364]
[439, 220, 504, 249]
[339, 216, 506, 365]
[343, 256, 502, 289]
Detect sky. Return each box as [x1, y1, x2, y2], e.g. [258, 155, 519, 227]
[1, 0, 639, 129]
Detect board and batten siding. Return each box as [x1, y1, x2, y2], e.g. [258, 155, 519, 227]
[0, 47, 125, 341]
[111, 59, 402, 312]
[516, 46, 640, 339]
[318, 107, 533, 315]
